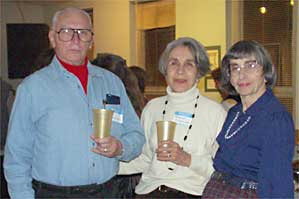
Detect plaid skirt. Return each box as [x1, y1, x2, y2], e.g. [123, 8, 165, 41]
[202, 171, 258, 199]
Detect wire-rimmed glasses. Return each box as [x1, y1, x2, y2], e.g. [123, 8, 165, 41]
[229, 60, 262, 76]
[56, 28, 94, 42]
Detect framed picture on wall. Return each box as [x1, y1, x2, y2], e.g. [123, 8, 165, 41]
[204, 76, 218, 92]
[206, 45, 221, 71]
[205, 45, 221, 92]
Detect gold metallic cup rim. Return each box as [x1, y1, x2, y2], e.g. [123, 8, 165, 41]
[156, 120, 176, 142]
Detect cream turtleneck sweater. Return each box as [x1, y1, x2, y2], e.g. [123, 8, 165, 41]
[119, 84, 227, 195]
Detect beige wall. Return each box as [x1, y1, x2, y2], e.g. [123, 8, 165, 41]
[176, 0, 226, 102]
[93, 0, 131, 64]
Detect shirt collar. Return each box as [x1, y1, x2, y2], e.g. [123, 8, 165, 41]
[232, 89, 273, 116]
[50, 55, 103, 79]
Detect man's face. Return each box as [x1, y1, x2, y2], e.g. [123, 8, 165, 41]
[48, 11, 93, 66]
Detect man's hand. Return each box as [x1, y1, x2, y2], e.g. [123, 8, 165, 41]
[91, 135, 123, 158]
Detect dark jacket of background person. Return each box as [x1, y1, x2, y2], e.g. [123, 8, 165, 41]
[0, 78, 13, 150]
[31, 48, 55, 73]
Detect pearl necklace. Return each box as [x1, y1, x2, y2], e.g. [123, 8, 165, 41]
[162, 94, 199, 141]
[225, 111, 251, 140]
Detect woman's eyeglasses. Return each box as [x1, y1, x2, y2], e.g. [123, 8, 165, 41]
[229, 60, 261, 76]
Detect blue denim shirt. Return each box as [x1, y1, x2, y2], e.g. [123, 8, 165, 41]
[3, 56, 145, 199]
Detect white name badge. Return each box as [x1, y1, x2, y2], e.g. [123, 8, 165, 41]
[112, 111, 123, 124]
[173, 111, 193, 126]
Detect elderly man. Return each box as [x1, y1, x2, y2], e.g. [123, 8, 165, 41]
[4, 7, 145, 199]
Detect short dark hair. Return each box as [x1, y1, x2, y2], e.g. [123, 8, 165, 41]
[221, 40, 276, 95]
[92, 53, 127, 77]
[130, 66, 146, 93]
[211, 68, 221, 82]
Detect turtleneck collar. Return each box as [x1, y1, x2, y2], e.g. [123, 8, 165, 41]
[166, 83, 200, 104]
[57, 56, 88, 68]
[57, 55, 88, 94]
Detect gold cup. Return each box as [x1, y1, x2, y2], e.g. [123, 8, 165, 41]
[93, 109, 114, 139]
[156, 121, 176, 143]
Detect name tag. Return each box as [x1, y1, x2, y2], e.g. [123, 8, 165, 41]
[106, 105, 123, 124]
[173, 111, 192, 126]
[112, 111, 123, 124]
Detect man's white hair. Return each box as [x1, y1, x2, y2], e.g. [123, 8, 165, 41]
[51, 7, 92, 29]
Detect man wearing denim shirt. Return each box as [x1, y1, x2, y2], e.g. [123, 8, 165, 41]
[3, 7, 145, 199]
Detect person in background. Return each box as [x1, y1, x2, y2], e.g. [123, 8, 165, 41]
[0, 78, 14, 151]
[92, 53, 146, 198]
[119, 37, 227, 198]
[92, 53, 145, 117]
[31, 48, 55, 73]
[129, 66, 149, 104]
[4, 7, 144, 199]
[211, 67, 240, 111]
[202, 40, 295, 198]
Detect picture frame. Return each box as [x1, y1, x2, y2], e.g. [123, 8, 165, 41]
[205, 45, 221, 92]
[204, 76, 218, 92]
[206, 45, 221, 71]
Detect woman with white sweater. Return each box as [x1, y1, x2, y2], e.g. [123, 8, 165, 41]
[119, 37, 227, 198]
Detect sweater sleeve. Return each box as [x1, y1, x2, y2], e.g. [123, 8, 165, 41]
[257, 111, 295, 198]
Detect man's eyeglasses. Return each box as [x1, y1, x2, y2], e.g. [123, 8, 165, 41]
[56, 28, 94, 42]
[229, 60, 261, 76]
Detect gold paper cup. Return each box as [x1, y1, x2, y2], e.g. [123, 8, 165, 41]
[156, 121, 176, 143]
[93, 109, 114, 139]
